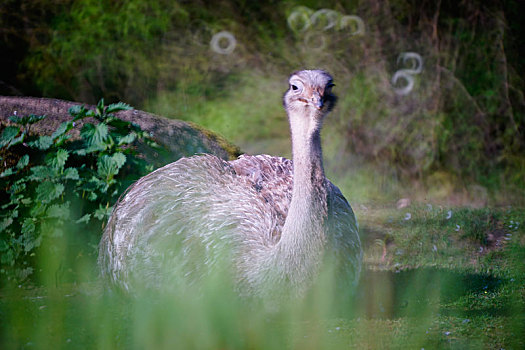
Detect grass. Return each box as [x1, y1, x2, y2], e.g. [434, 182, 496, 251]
[143, 72, 290, 156]
[1, 201, 523, 349]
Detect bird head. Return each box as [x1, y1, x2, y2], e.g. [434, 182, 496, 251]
[283, 70, 337, 118]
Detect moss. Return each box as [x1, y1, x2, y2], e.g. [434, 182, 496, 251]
[187, 121, 242, 160]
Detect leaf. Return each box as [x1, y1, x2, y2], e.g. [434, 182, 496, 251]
[105, 101, 133, 114]
[16, 154, 29, 169]
[87, 191, 98, 201]
[112, 152, 126, 168]
[10, 134, 25, 147]
[51, 121, 73, 140]
[68, 105, 90, 121]
[83, 144, 107, 153]
[23, 239, 37, 253]
[97, 153, 126, 178]
[0, 126, 21, 147]
[8, 181, 26, 194]
[81, 123, 109, 150]
[46, 149, 69, 170]
[94, 205, 112, 220]
[22, 227, 42, 251]
[8, 114, 46, 125]
[30, 202, 46, 217]
[0, 168, 14, 178]
[29, 165, 54, 180]
[117, 132, 136, 145]
[46, 203, 70, 220]
[63, 167, 79, 180]
[0, 217, 13, 233]
[76, 213, 91, 224]
[73, 149, 87, 156]
[88, 175, 110, 193]
[68, 105, 82, 115]
[96, 98, 105, 117]
[29, 135, 53, 150]
[78, 176, 106, 197]
[21, 218, 36, 235]
[35, 182, 64, 202]
[106, 117, 131, 131]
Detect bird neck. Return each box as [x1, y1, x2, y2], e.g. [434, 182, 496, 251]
[271, 108, 328, 291]
[289, 112, 326, 195]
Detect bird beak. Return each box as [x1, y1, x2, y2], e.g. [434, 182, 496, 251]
[310, 92, 324, 110]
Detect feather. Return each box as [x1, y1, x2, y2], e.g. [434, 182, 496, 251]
[98, 70, 362, 300]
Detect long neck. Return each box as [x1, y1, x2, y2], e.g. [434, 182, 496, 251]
[268, 107, 329, 292]
[288, 112, 326, 202]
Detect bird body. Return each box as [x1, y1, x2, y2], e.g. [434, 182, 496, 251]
[99, 70, 362, 299]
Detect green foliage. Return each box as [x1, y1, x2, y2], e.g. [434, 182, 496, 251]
[23, 0, 189, 105]
[0, 203, 523, 349]
[3, 0, 524, 190]
[0, 100, 157, 282]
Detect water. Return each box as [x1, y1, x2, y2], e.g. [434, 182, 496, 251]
[355, 268, 505, 319]
[0, 267, 512, 349]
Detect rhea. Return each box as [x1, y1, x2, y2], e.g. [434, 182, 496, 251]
[98, 70, 362, 299]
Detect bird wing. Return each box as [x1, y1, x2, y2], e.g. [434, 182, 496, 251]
[230, 154, 294, 243]
[231, 155, 362, 287]
[327, 183, 359, 235]
[326, 183, 362, 287]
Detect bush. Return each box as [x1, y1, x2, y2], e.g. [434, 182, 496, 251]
[3, 0, 525, 191]
[0, 100, 158, 282]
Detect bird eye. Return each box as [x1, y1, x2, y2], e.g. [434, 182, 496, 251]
[289, 80, 303, 93]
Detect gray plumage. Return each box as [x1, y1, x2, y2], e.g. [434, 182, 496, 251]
[98, 70, 362, 299]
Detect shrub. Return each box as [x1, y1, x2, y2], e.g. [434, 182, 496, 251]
[0, 99, 158, 282]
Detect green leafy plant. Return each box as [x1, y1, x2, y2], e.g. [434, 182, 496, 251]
[0, 99, 158, 282]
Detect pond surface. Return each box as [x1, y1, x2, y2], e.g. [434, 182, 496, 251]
[354, 268, 506, 319]
[1, 266, 514, 349]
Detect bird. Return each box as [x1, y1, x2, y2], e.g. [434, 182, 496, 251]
[98, 69, 362, 300]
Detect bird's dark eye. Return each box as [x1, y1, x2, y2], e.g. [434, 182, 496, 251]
[289, 80, 303, 93]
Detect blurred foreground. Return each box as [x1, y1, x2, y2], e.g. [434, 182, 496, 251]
[1, 205, 524, 349]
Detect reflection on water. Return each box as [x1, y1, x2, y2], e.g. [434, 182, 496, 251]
[355, 268, 505, 319]
[0, 264, 517, 349]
